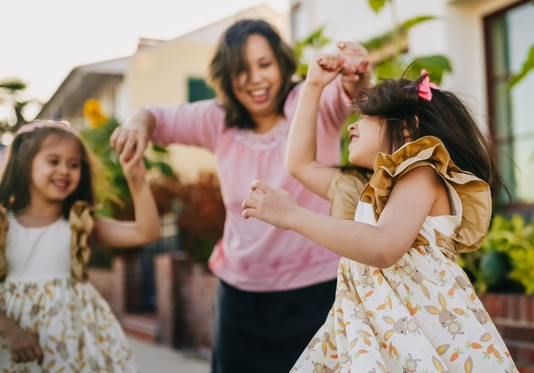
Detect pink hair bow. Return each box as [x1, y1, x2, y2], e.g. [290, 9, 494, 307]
[418, 69, 440, 101]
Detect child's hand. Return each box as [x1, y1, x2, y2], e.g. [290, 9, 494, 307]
[305, 53, 345, 89]
[242, 180, 298, 229]
[120, 151, 147, 188]
[3, 323, 43, 364]
[336, 41, 371, 96]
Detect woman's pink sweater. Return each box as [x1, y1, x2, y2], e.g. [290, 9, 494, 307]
[148, 78, 352, 291]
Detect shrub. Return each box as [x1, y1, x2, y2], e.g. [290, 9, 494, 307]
[458, 214, 534, 294]
[150, 173, 225, 265]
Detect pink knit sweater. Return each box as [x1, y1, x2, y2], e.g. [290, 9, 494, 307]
[148, 78, 352, 291]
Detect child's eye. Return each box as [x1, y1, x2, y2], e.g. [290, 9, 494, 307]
[69, 162, 80, 169]
[48, 159, 59, 165]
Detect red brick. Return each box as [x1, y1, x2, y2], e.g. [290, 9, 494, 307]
[526, 296, 534, 323]
[512, 294, 522, 321]
[492, 294, 507, 318]
[518, 344, 534, 364]
[509, 344, 520, 359]
[483, 293, 496, 317]
[518, 365, 534, 373]
[502, 325, 515, 339]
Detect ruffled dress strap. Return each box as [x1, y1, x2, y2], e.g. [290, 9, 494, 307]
[359, 136, 492, 257]
[69, 201, 95, 282]
[0, 205, 8, 282]
[328, 169, 370, 220]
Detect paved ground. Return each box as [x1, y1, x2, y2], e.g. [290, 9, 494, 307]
[128, 337, 210, 373]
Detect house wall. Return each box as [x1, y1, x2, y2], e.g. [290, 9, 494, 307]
[125, 41, 218, 182]
[444, 0, 518, 131]
[289, 0, 518, 130]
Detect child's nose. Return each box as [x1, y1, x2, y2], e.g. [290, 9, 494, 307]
[348, 122, 357, 131]
[58, 163, 69, 174]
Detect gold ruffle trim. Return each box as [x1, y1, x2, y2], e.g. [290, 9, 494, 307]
[359, 136, 491, 258]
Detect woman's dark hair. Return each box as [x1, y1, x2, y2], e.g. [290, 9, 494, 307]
[208, 19, 297, 130]
[0, 123, 96, 218]
[355, 74, 505, 194]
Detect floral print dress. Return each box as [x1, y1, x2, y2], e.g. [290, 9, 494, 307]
[292, 137, 519, 373]
[0, 209, 138, 372]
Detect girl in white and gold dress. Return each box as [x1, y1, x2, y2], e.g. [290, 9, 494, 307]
[0, 121, 160, 372]
[242, 52, 519, 373]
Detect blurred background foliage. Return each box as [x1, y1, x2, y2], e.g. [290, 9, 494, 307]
[81, 99, 174, 220]
[458, 214, 534, 295]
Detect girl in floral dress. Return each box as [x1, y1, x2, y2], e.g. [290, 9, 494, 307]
[242, 52, 519, 372]
[0, 121, 160, 372]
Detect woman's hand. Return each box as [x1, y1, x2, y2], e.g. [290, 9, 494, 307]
[242, 180, 300, 230]
[110, 108, 155, 164]
[2, 322, 43, 364]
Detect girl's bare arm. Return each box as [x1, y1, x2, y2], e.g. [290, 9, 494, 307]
[243, 166, 443, 268]
[286, 54, 345, 199]
[91, 153, 161, 248]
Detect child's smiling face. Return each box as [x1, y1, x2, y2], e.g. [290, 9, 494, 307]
[29, 135, 82, 205]
[347, 115, 388, 169]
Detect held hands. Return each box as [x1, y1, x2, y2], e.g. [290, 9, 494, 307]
[110, 110, 152, 164]
[305, 53, 346, 89]
[241, 180, 298, 229]
[3, 322, 43, 365]
[110, 126, 149, 164]
[305, 41, 370, 96]
[337, 41, 370, 82]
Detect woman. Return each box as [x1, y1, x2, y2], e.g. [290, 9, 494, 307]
[111, 19, 369, 373]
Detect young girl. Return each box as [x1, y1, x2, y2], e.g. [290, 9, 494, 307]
[0, 120, 160, 372]
[242, 54, 520, 372]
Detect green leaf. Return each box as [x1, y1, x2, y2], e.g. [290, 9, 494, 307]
[509, 44, 534, 88]
[295, 26, 331, 79]
[361, 16, 434, 52]
[368, 0, 388, 13]
[403, 16, 436, 30]
[405, 55, 453, 84]
[150, 161, 174, 176]
[0, 79, 26, 92]
[151, 144, 168, 153]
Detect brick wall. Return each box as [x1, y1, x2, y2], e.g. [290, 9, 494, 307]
[480, 294, 534, 373]
[154, 253, 175, 345]
[170, 254, 218, 359]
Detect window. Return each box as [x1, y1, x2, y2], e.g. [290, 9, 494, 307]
[485, 1, 534, 206]
[187, 78, 215, 103]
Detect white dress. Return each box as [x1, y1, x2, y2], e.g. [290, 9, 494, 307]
[0, 214, 139, 372]
[291, 137, 519, 373]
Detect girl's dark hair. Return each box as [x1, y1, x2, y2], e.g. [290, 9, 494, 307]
[208, 19, 297, 130]
[0, 123, 96, 218]
[355, 74, 505, 194]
